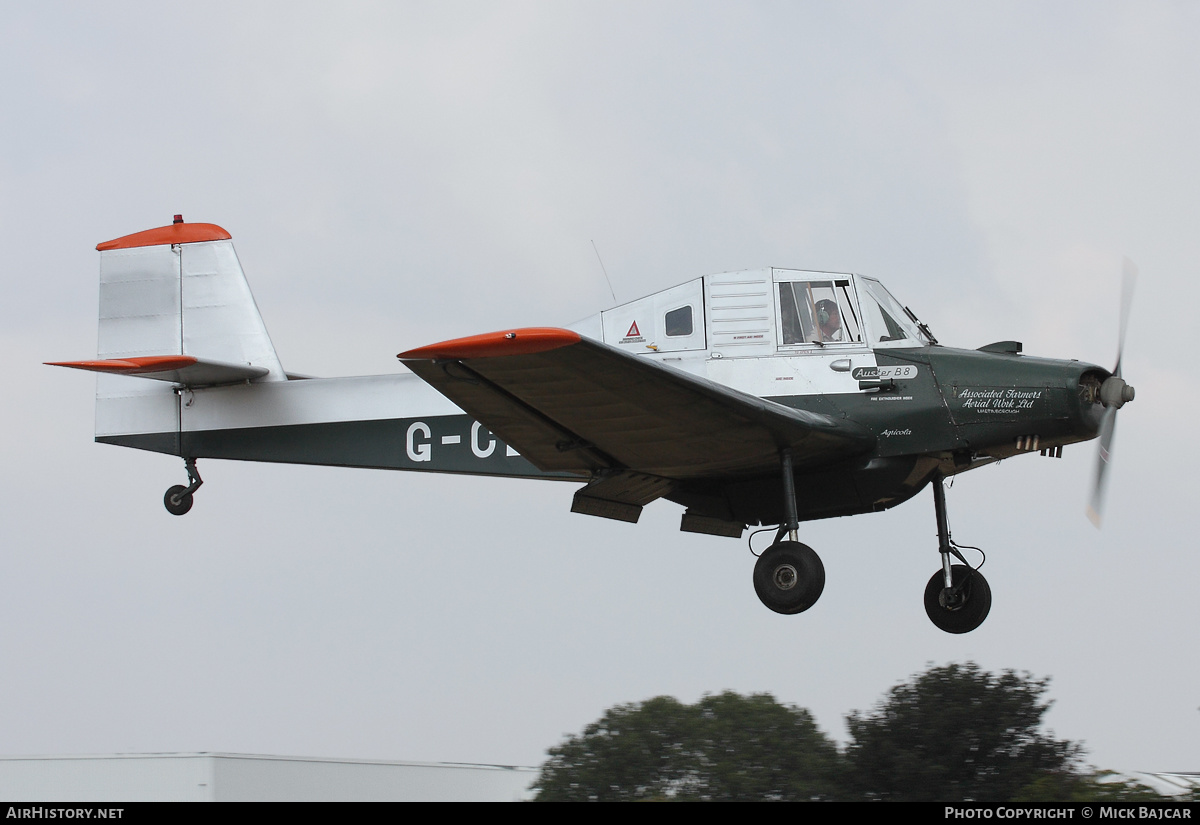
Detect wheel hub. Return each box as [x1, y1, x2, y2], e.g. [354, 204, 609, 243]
[772, 564, 798, 591]
[938, 587, 963, 610]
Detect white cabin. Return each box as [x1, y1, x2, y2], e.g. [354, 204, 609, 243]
[572, 269, 930, 358]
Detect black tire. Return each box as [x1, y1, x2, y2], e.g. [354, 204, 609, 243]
[753, 541, 826, 615]
[164, 485, 194, 516]
[924, 564, 991, 634]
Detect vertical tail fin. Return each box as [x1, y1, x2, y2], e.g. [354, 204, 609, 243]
[96, 218, 285, 379]
[52, 218, 286, 452]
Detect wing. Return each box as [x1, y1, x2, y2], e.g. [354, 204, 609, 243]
[398, 328, 874, 489]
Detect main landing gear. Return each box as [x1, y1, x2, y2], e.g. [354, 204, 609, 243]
[924, 475, 991, 634]
[754, 538, 825, 615]
[753, 450, 826, 615]
[750, 458, 990, 633]
[163, 458, 203, 516]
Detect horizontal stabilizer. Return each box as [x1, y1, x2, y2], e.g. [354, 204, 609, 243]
[46, 356, 269, 386]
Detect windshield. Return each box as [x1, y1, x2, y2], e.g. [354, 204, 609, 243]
[857, 277, 932, 348]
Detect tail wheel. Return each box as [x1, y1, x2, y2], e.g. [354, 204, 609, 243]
[163, 485, 194, 516]
[753, 541, 825, 615]
[924, 564, 991, 634]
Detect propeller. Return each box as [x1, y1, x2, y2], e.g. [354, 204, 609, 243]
[1086, 258, 1138, 527]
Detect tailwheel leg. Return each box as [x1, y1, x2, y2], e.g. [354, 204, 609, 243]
[753, 449, 825, 615]
[924, 475, 991, 633]
[164, 458, 203, 516]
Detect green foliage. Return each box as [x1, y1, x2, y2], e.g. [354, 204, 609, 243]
[842, 663, 1084, 801]
[534, 663, 1175, 803]
[531, 691, 842, 801]
[1014, 771, 1165, 802]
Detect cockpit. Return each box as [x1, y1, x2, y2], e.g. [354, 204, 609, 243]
[775, 273, 934, 350]
[579, 268, 935, 358]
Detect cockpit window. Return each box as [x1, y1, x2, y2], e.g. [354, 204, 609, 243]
[664, 305, 693, 337]
[777, 279, 862, 346]
[857, 277, 931, 347]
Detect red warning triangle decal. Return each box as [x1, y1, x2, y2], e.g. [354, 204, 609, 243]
[626, 321, 641, 337]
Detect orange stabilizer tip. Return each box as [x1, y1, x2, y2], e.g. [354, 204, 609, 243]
[97, 223, 231, 251]
[397, 328, 581, 360]
[46, 356, 199, 374]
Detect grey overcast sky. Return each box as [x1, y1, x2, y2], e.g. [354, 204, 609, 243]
[3, 1, 1197, 776]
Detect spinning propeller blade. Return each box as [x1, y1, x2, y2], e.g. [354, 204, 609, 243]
[1086, 407, 1117, 527]
[1086, 258, 1137, 527]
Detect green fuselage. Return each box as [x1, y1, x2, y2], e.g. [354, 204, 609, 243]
[702, 346, 1108, 527]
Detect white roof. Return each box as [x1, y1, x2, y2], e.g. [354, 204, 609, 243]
[0, 753, 537, 802]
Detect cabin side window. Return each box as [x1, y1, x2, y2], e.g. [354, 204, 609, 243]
[664, 305, 693, 337]
[777, 279, 862, 346]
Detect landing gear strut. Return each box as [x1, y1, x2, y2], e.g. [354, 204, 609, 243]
[924, 475, 991, 633]
[164, 458, 203, 516]
[753, 450, 826, 615]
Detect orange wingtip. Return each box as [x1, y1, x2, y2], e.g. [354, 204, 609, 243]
[46, 356, 199, 374]
[97, 223, 231, 251]
[397, 328, 581, 360]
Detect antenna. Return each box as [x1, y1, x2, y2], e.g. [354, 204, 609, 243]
[591, 240, 617, 303]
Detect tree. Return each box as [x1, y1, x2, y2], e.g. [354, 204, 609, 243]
[533, 664, 1170, 802]
[531, 691, 842, 801]
[843, 662, 1084, 801]
[1014, 771, 1166, 802]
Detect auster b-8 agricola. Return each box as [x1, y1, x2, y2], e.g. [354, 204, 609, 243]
[50, 217, 1136, 633]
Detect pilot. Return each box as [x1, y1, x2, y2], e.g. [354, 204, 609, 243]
[816, 299, 844, 342]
